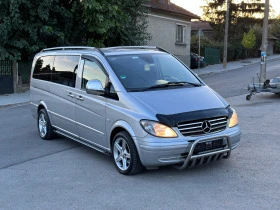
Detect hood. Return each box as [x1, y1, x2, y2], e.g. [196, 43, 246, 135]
[129, 86, 228, 116]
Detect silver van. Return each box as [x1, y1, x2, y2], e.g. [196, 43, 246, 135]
[30, 46, 241, 175]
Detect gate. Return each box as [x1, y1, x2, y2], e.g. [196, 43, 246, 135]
[204, 48, 220, 65]
[0, 60, 14, 94]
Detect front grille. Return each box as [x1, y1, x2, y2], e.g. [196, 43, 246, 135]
[177, 117, 228, 136]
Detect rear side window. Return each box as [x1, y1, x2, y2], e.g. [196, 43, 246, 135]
[52, 56, 79, 87]
[32, 55, 79, 87]
[32, 56, 54, 81]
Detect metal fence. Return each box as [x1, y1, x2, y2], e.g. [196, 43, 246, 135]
[0, 60, 13, 76]
[0, 60, 14, 94]
[204, 48, 220, 65]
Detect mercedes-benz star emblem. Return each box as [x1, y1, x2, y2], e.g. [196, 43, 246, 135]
[202, 121, 211, 133]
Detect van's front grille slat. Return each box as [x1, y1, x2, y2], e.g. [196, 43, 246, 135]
[177, 117, 228, 137]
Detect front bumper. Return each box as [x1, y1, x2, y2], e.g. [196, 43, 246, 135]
[135, 125, 241, 169]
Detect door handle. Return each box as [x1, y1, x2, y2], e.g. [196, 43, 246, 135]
[68, 92, 75, 98]
[76, 95, 84, 101]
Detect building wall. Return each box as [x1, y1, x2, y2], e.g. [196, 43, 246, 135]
[146, 12, 191, 66]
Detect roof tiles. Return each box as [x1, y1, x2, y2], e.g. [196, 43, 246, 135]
[146, 0, 200, 19]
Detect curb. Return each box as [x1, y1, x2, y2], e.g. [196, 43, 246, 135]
[0, 102, 30, 109]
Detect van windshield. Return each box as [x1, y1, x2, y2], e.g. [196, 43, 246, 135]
[106, 53, 202, 92]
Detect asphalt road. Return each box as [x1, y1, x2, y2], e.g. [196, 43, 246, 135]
[201, 59, 280, 98]
[1, 59, 280, 210]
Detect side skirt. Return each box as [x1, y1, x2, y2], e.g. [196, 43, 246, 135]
[54, 128, 111, 156]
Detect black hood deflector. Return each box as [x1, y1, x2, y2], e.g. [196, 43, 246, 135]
[156, 107, 231, 127]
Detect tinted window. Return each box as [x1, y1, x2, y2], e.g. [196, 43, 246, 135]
[52, 55, 79, 87]
[81, 59, 107, 89]
[32, 56, 54, 81]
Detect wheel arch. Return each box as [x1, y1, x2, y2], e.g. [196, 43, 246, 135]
[37, 101, 48, 113]
[110, 120, 137, 151]
[37, 101, 53, 125]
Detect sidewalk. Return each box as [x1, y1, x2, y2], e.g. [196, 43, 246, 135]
[0, 90, 30, 108]
[1, 54, 280, 108]
[195, 53, 280, 76]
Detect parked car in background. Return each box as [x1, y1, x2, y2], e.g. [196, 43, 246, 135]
[190, 52, 206, 69]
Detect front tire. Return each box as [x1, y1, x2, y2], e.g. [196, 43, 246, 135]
[38, 109, 55, 140]
[112, 131, 144, 175]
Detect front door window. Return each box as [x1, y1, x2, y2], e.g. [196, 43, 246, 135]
[81, 59, 107, 89]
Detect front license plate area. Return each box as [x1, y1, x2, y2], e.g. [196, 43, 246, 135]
[193, 139, 224, 155]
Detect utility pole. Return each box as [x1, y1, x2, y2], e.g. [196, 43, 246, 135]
[260, 0, 269, 83]
[198, 28, 201, 69]
[223, 0, 230, 69]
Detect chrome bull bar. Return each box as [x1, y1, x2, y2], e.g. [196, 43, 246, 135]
[174, 136, 231, 170]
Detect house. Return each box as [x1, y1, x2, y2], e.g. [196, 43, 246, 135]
[268, 24, 280, 55]
[145, 0, 200, 66]
[267, 35, 278, 55]
[191, 21, 213, 38]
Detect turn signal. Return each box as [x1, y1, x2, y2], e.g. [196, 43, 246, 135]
[229, 110, 238, 128]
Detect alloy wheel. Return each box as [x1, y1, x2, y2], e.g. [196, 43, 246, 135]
[113, 137, 131, 171]
[38, 112, 47, 138]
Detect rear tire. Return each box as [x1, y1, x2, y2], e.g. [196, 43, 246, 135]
[38, 109, 55, 140]
[112, 131, 144, 175]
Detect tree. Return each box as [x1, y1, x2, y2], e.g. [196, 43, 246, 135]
[242, 28, 256, 60]
[269, 15, 280, 53]
[201, 0, 269, 60]
[202, 0, 265, 42]
[190, 35, 217, 55]
[0, 0, 151, 61]
[82, 0, 150, 47]
[0, 0, 80, 61]
[270, 15, 280, 39]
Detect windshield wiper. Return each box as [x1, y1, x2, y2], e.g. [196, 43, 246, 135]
[141, 81, 201, 91]
[167, 81, 201, 87]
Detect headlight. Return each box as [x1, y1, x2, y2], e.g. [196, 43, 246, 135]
[228, 109, 238, 128]
[140, 120, 178, 138]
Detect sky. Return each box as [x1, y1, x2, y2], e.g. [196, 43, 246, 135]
[171, 0, 280, 17]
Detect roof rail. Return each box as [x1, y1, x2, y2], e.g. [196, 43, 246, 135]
[156, 47, 170, 54]
[41, 46, 96, 52]
[101, 46, 171, 54]
[95, 48, 105, 56]
[103, 46, 158, 50]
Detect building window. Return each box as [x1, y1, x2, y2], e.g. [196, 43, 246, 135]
[176, 24, 186, 44]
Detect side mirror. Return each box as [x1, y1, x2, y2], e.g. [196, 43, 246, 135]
[86, 79, 105, 95]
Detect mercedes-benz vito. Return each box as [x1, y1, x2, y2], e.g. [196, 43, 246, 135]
[30, 46, 241, 175]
